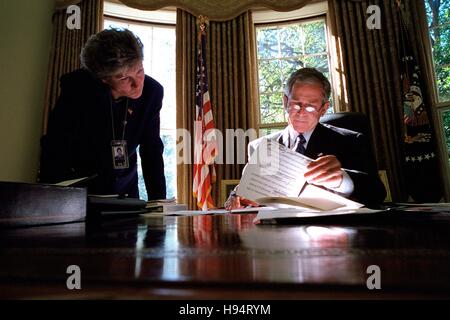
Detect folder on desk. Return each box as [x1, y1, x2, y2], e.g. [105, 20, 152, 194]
[87, 195, 147, 219]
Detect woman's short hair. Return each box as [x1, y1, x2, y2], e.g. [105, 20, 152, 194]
[80, 28, 144, 79]
[284, 68, 331, 100]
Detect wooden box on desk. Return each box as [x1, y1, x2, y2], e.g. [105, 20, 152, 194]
[0, 181, 87, 227]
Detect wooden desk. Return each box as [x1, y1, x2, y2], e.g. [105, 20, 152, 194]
[1, 213, 450, 299]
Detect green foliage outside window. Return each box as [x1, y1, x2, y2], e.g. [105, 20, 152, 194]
[256, 18, 331, 131]
[137, 135, 176, 200]
[425, 0, 450, 155]
[425, 0, 450, 103]
[443, 110, 450, 153]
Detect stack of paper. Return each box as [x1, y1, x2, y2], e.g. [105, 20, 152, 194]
[143, 197, 188, 215]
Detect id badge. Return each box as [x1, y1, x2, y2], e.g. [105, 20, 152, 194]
[111, 140, 129, 169]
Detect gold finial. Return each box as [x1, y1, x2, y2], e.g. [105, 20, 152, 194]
[197, 15, 209, 31]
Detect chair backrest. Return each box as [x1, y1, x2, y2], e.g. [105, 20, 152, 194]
[319, 111, 371, 137]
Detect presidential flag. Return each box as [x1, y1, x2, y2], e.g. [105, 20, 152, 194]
[399, 7, 442, 202]
[193, 19, 218, 210]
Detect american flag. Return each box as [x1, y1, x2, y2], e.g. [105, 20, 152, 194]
[398, 6, 442, 202]
[193, 22, 218, 211]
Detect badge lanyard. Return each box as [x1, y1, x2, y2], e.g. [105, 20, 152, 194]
[110, 96, 129, 170]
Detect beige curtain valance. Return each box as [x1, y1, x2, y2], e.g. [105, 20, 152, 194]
[55, 0, 315, 21]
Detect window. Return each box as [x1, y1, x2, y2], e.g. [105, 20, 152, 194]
[104, 8, 177, 199]
[425, 0, 450, 103]
[255, 14, 332, 136]
[424, 0, 450, 162]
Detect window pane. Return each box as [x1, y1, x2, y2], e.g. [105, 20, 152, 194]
[281, 59, 304, 81]
[301, 54, 329, 73]
[257, 27, 279, 59]
[442, 110, 450, 161]
[279, 24, 303, 57]
[137, 132, 176, 200]
[259, 93, 285, 124]
[425, 0, 450, 103]
[258, 59, 283, 93]
[303, 21, 327, 54]
[161, 132, 177, 198]
[436, 65, 450, 102]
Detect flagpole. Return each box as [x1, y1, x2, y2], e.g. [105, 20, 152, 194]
[193, 15, 218, 210]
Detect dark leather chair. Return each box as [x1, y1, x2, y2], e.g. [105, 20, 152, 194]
[320, 111, 371, 137]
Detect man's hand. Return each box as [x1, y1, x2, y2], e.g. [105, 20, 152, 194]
[224, 193, 259, 210]
[304, 155, 343, 189]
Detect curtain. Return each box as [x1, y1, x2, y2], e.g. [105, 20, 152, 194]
[176, 9, 259, 209]
[42, 0, 103, 134]
[328, 0, 409, 201]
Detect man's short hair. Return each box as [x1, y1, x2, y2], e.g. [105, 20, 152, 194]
[80, 28, 144, 79]
[284, 68, 331, 100]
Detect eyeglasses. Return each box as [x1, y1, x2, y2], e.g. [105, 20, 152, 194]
[286, 100, 323, 114]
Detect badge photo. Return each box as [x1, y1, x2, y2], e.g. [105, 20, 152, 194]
[111, 140, 129, 169]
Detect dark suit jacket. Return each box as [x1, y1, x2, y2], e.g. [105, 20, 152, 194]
[39, 69, 166, 200]
[248, 123, 386, 206]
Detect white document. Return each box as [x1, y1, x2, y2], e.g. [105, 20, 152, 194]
[236, 139, 363, 211]
[141, 210, 212, 217]
[237, 139, 312, 199]
[141, 207, 275, 217]
[253, 207, 384, 224]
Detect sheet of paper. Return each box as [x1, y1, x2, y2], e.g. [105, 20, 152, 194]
[141, 210, 213, 217]
[206, 206, 277, 214]
[253, 207, 384, 223]
[296, 184, 363, 210]
[141, 207, 275, 216]
[236, 139, 313, 200]
[54, 177, 90, 187]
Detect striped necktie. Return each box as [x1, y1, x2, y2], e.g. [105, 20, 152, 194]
[294, 134, 306, 154]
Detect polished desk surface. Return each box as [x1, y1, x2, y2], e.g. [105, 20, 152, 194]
[1, 212, 450, 299]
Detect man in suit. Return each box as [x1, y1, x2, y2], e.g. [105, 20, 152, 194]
[39, 28, 166, 200]
[225, 68, 386, 209]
